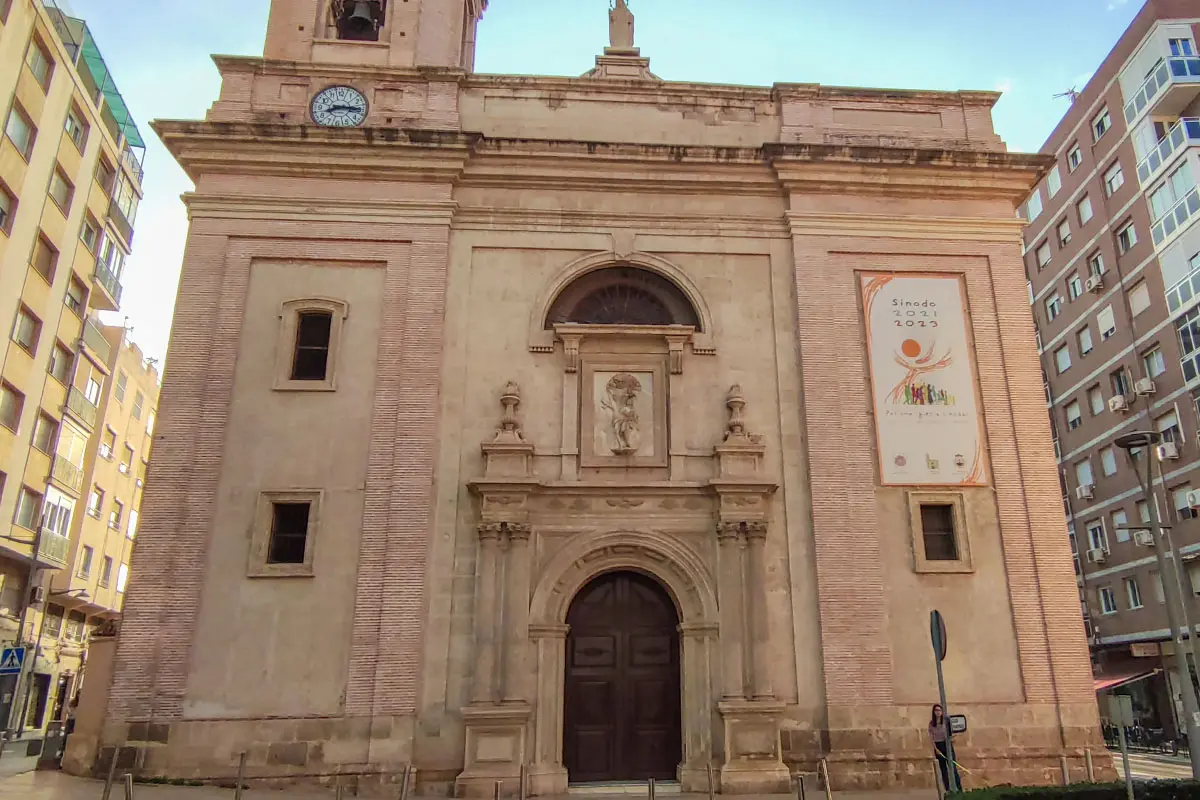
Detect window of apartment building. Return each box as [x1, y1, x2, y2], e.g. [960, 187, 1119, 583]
[13, 486, 40, 530]
[1025, 189, 1043, 221]
[1143, 346, 1166, 378]
[1138, 499, 1152, 525]
[114, 370, 127, 403]
[1111, 367, 1132, 397]
[1088, 385, 1105, 416]
[1078, 326, 1094, 356]
[0, 180, 15, 235]
[1100, 585, 1118, 615]
[268, 502, 308, 564]
[1170, 37, 1196, 57]
[23, 35, 52, 89]
[31, 412, 56, 454]
[1101, 446, 1118, 477]
[99, 556, 112, 588]
[47, 341, 71, 385]
[95, 156, 115, 195]
[4, 102, 35, 160]
[11, 305, 40, 355]
[132, 390, 144, 420]
[1174, 485, 1199, 521]
[1098, 304, 1117, 340]
[84, 375, 101, 406]
[64, 104, 87, 151]
[1114, 509, 1130, 542]
[290, 313, 334, 382]
[86, 486, 103, 518]
[29, 236, 56, 286]
[64, 611, 85, 643]
[48, 167, 73, 215]
[127, 508, 137, 540]
[918, 503, 959, 562]
[1055, 345, 1072, 374]
[1129, 281, 1151, 317]
[1118, 221, 1138, 254]
[1125, 577, 1144, 609]
[1156, 410, 1182, 446]
[1068, 272, 1083, 301]
[1105, 161, 1125, 196]
[77, 545, 93, 578]
[145, 411, 155, 436]
[1152, 571, 1167, 603]
[1076, 459, 1095, 490]
[1035, 240, 1052, 269]
[1057, 218, 1072, 247]
[120, 444, 133, 474]
[1067, 144, 1083, 172]
[1046, 293, 1064, 321]
[1078, 195, 1094, 226]
[1092, 108, 1111, 141]
[109, 499, 123, 530]
[1088, 251, 1105, 277]
[0, 382, 23, 431]
[1149, 163, 1193, 222]
[1087, 519, 1106, 551]
[64, 276, 86, 317]
[42, 604, 63, 638]
[99, 428, 115, 460]
[79, 215, 100, 252]
[1047, 165, 1062, 197]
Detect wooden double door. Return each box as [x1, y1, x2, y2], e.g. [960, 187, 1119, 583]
[563, 571, 682, 783]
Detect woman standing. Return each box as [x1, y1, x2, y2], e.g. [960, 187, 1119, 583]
[929, 704, 961, 792]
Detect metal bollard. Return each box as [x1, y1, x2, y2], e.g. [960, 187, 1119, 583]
[123, 773, 134, 800]
[234, 751, 247, 800]
[398, 764, 412, 800]
[794, 772, 806, 800]
[648, 776, 655, 800]
[519, 763, 527, 800]
[1060, 754, 1070, 785]
[818, 758, 833, 800]
[1085, 749, 1094, 782]
[932, 758, 944, 800]
[707, 763, 716, 800]
[494, 779, 502, 800]
[101, 750, 119, 800]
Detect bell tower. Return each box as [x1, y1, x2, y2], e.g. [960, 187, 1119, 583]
[263, 0, 485, 69]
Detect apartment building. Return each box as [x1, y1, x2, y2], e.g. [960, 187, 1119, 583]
[0, 0, 146, 738]
[1023, 0, 1200, 741]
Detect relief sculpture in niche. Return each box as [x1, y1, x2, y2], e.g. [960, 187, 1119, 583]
[595, 371, 654, 456]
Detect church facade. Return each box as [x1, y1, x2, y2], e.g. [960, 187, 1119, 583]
[83, 0, 1110, 793]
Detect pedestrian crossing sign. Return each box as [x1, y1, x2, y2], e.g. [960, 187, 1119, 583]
[0, 647, 25, 675]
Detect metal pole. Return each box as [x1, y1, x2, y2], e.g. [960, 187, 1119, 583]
[1085, 748, 1094, 782]
[709, 763, 716, 800]
[6, 535, 45, 738]
[519, 763, 527, 800]
[1059, 754, 1069, 785]
[1131, 446, 1200, 778]
[494, 779, 501, 800]
[123, 772, 134, 800]
[819, 758, 833, 800]
[1117, 724, 1134, 800]
[234, 751, 246, 800]
[399, 764, 412, 800]
[1155, 457, 1200, 676]
[101, 748, 118, 800]
[648, 776, 655, 800]
[933, 656, 959, 793]
[794, 771, 805, 800]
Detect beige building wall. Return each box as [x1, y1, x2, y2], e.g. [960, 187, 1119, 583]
[0, 0, 145, 738]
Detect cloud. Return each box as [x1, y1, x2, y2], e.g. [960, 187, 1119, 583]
[995, 78, 1013, 95]
[1107, 0, 1129, 9]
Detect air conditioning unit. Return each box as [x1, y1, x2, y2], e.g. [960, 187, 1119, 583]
[1134, 530, 1156, 547]
[1076, 484, 1095, 500]
[1188, 489, 1200, 509]
[1135, 377, 1157, 396]
[1087, 548, 1108, 564]
[1157, 441, 1180, 460]
[1086, 275, 1104, 293]
[1109, 395, 1130, 413]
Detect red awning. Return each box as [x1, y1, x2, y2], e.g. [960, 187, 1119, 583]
[1094, 668, 1160, 693]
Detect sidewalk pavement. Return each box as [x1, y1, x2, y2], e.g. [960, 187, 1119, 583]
[0, 772, 940, 800]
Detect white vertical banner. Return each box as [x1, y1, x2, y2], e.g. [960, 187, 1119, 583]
[861, 272, 988, 487]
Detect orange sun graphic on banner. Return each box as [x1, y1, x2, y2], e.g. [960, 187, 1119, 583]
[901, 339, 922, 358]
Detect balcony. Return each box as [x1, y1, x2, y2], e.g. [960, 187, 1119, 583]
[1124, 55, 1200, 126]
[90, 260, 123, 311]
[36, 528, 70, 570]
[1151, 185, 1200, 247]
[106, 197, 133, 249]
[1138, 118, 1200, 186]
[51, 456, 84, 495]
[66, 387, 98, 429]
[81, 318, 111, 364]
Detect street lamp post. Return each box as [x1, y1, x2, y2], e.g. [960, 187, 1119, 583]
[1115, 430, 1200, 779]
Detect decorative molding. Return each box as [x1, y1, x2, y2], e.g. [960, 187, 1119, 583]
[183, 194, 458, 226]
[784, 211, 1026, 242]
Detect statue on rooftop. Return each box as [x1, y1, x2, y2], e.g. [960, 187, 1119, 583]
[609, 0, 635, 51]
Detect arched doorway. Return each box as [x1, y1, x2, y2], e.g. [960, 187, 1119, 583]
[563, 571, 682, 783]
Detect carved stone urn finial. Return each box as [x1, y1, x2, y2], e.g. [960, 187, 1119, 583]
[725, 384, 747, 440]
[493, 381, 526, 444]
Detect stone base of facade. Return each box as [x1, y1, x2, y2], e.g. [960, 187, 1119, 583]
[455, 703, 531, 797]
[718, 699, 792, 794]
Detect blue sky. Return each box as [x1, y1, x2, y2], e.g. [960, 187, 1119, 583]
[67, 0, 1145, 362]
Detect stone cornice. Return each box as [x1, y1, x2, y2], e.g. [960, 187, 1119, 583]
[785, 212, 1026, 243]
[182, 193, 458, 226]
[451, 205, 790, 236]
[211, 54, 466, 84]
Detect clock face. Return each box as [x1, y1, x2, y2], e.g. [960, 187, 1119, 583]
[310, 85, 368, 128]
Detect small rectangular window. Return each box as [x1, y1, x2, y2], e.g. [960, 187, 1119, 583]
[268, 502, 311, 564]
[13, 486, 40, 530]
[30, 234, 56, 283]
[1173, 485, 1198, 521]
[920, 504, 958, 561]
[1035, 241, 1052, 269]
[0, 180, 16, 234]
[1068, 273, 1083, 300]
[1076, 459, 1094, 488]
[1143, 346, 1166, 378]
[1088, 252, 1105, 276]
[32, 412, 57, 453]
[1111, 368, 1132, 397]
[1065, 399, 1082, 430]
[1046, 293, 1063, 321]
[1098, 305, 1116, 340]
[80, 215, 100, 252]
[87, 486, 103, 517]
[1101, 446, 1118, 476]
[1067, 144, 1083, 172]
[48, 167, 73, 214]
[99, 556, 112, 588]
[1105, 162, 1125, 196]
[1055, 345, 1072, 375]
[1118, 222, 1138, 254]
[64, 104, 88, 150]
[1113, 510, 1130, 542]
[132, 390, 144, 420]
[12, 305, 40, 354]
[1078, 326, 1094, 355]
[291, 312, 333, 381]
[48, 342, 72, 384]
[1078, 195, 1094, 226]
[1047, 165, 1062, 197]
[109, 499, 123, 530]
[24, 36, 52, 89]
[1125, 577, 1143, 609]
[85, 376, 101, 406]
[78, 545, 93, 578]
[5, 102, 35, 159]
[1092, 109, 1111, 141]
[114, 370, 127, 403]
[1129, 281, 1151, 316]
[1088, 385, 1104, 416]
[120, 444, 133, 473]
[1026, 189, 1044, 221]
[0, 382, 22, 431]
[65, 277, 86, 316]
[1057, 219, 1072, 247]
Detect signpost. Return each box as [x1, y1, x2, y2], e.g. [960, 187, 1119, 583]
[0, 648, 24, 676]
[1106, 695, 1136, 800]
[930, 611, 959, 794]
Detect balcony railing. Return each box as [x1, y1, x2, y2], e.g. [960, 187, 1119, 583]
[51, 455, 84, 494]
[1138, 118, 1200, 186]
[82, 317, 111, 363]
[1151, 185, 1200, 246]
[93, 260, 123, 307]
[107, 197, 133, 247]
[36, 528, 70, 569]
[1124, 56, 1200, 124]
[66, 387, 98, 428]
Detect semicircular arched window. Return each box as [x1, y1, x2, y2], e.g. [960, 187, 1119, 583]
[545, 266, 701, 329]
